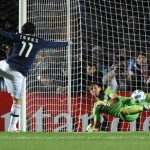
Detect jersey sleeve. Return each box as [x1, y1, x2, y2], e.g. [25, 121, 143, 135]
[41, 40, 69, 48]
[104, 86, 118, 99]
[92, 104, 102, 122]
[0, 28, 19, 41]
[105, 86, 131, 103]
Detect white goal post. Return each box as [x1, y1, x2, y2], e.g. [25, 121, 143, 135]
[19, 0, 27, 132]
[19, 0, 150, 132]
[19, 0, 74, 132]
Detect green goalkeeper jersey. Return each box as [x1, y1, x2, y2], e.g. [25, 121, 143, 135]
[96, 87, 138, 120]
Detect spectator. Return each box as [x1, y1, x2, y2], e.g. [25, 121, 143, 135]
[102, 46, 136, 91]
[32, 51, 49, 76]
[55, 64, 79, 95]
[114, 60, 132, 91]
[0, 43, 11, 91]
[129, 52, 150, 92]
[29, 69, 57, 93]
[82, 61, 103, 92]
[116, 47, 134, 71]
[56, 65, 68, 94]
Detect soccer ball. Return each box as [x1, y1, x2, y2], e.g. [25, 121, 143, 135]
[131, 90, 146, 102]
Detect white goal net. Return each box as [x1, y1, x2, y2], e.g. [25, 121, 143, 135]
[23, 0, 150, 132]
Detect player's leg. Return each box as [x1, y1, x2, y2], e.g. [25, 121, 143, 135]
[120, 101, 150, 115]
[3, 69, 25, 132]
[123, 113, 139, 122]
[0, 61, 25, 132]
[8, 98, 22, 132]
[0, 60, 14, 80]
[0, 61, 23, 131]
[120, 105, 143, 115]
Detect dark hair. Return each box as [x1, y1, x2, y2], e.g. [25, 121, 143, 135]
[88, 82, 103, 89]
[21, 22, 36, 34]
[84, 60, 97, 68]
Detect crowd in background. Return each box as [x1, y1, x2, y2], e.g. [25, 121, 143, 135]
[0, 0, 150, 95]
[0, 0, 18, 91]
[80, 0, 150, 93]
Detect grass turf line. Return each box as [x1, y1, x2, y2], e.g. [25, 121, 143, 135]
[0, 132, 149, 150]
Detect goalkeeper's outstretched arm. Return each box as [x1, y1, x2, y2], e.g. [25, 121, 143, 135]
[92, 104, 101, 132]
[87, 100, 105, 132]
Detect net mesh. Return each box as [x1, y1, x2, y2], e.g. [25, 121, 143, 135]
[25, 0, 150, 131]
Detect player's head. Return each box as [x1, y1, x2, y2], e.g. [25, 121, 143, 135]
[136, 52, 147, 65]
[88, 82, 103, 98]
[21, 22, 36, 34]
[86, 62, 97, 75]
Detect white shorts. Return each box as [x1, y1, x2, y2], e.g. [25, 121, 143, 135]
[0, 60, 25, 100]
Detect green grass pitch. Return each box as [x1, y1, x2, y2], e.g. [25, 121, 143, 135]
[0, 132, 150, 150]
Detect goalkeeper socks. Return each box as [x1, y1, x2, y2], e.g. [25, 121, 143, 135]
[8, 104, 21, 131]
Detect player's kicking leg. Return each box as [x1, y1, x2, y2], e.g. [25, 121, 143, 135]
[8, 98, 21, 132]
[120, 102, 150, 115]
[0, 60, 24, 132]
[5, 77, 23, 132]
[4, 70, 24, 132]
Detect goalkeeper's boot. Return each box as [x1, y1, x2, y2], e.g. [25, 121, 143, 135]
[143, 104, 150, 111]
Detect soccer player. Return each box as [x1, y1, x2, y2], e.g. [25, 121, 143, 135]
[87, 82, 150, 132]
[0, 22, 71, 132]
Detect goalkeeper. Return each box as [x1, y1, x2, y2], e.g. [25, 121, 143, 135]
[87, 82, 150, 132]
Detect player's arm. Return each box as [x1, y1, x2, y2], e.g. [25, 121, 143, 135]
[43, 40, 71, 48]
[87, 100, 103, 132]
[92, 100, 107, 132]
[0, 28, 19, 41]
[104, 86, 119, 105]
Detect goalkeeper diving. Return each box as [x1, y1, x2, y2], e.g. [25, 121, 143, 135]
[87, 82, 150, 132]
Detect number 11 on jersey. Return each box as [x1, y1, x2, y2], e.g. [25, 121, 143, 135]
[19, 41, 33, 57]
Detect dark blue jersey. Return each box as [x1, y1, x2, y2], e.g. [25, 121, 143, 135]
[0, 28, 68, 76]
